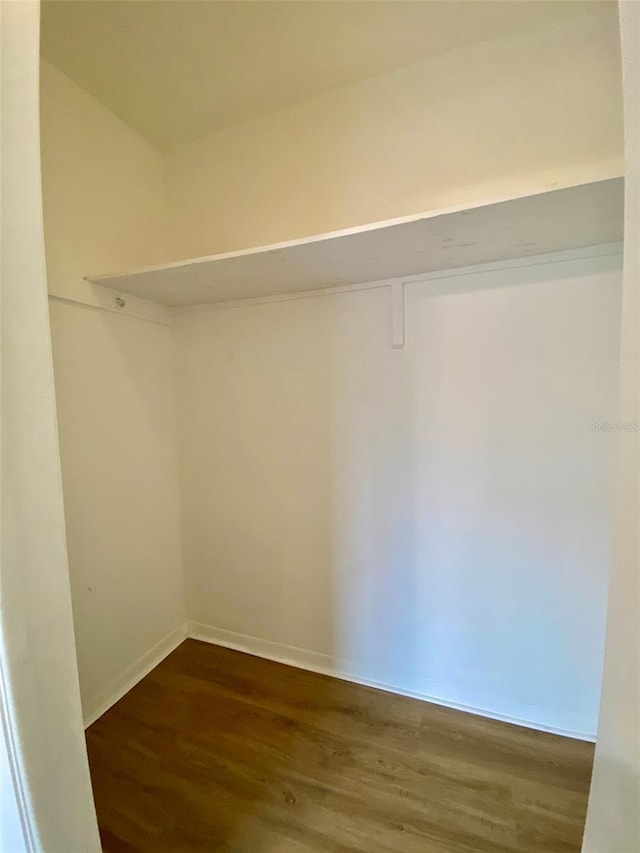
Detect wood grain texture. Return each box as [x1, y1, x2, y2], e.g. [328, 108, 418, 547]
[86, 639, 594, 852]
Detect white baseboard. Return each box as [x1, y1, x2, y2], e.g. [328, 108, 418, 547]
[81, 619, 596, 741]
[188, 621, 596, 742]
[83, 623, 187, 728]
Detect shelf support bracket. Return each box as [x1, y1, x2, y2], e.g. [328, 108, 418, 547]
[391, 281, 405, 349]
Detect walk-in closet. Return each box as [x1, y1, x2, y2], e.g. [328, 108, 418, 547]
[25, 1, 634, 849]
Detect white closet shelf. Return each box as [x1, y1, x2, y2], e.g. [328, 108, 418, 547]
[87, 179, 624, 307]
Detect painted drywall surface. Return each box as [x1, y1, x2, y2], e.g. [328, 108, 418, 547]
[167, 12, 624, 259]
[40, 60, 185, 716]
[0, 2, 100, 848]
[40, 0, 613, 150]
[583, 1, 640, 848]
[175, 253, 621, 737]
[48, 303, 185, 714]
[40, 59, 169, 286]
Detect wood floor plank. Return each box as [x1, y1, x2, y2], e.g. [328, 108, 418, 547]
[86, 639, 594, 852]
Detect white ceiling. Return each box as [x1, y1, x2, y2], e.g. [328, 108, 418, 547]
[41, 1, 616, 151]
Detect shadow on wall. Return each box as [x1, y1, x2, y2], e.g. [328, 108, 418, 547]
[326, 258, 620, 737]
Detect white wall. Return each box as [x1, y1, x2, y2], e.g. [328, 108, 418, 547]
[40, 61, 186, 723]
[583, 1, 640, 848]
[48, 304, 186, 722]
[1, 3, 100, 848]
[167, 11, 624, 259]
[40, 60, 168, 288]
[176, 250, 621, 738]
